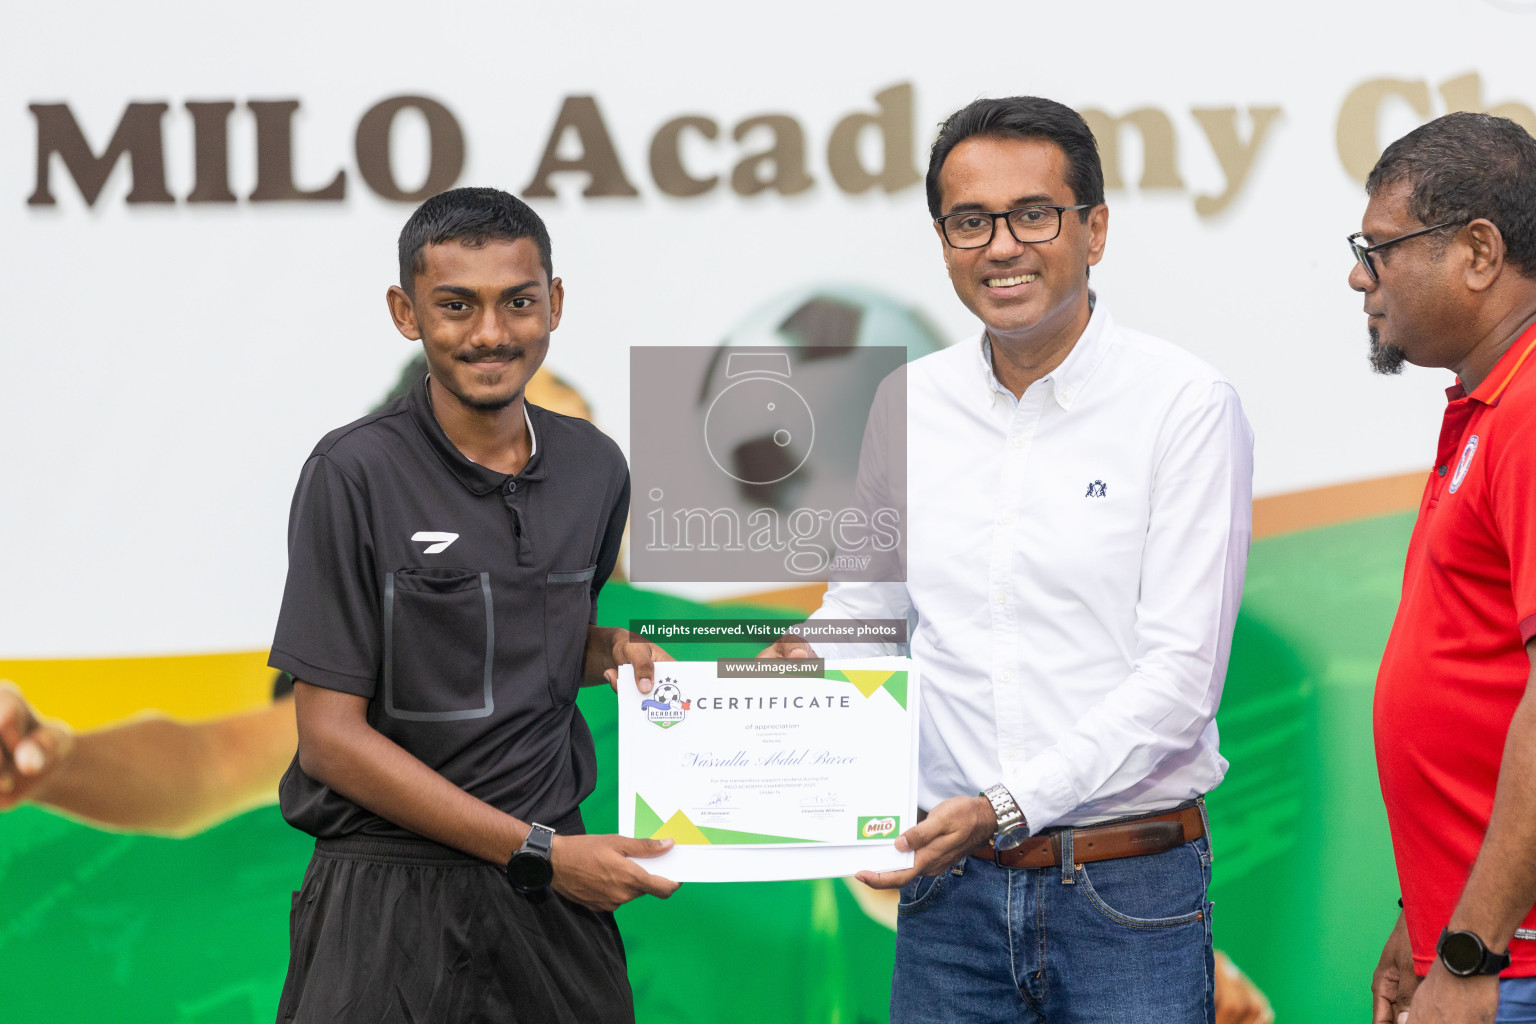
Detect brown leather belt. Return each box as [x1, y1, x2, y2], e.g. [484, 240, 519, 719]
[967, 803, 1206, 869]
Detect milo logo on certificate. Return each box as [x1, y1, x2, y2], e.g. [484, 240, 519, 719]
[641, 679, 690, 729]
[857, 815, 899, 839]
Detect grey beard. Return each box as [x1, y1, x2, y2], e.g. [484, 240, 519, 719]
[1368, 325, 1407, 375]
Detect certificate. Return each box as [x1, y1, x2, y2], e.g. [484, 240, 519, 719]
[617, 657, 919, 882]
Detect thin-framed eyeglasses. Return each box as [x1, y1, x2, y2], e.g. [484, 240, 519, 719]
[1347, 221, 1464, 280]
[936, 204, 1092, 249]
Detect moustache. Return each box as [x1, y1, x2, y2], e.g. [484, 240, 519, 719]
[456, 347, 525, 364]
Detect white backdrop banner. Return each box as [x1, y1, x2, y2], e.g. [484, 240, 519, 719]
[5, 0, 1532, 655]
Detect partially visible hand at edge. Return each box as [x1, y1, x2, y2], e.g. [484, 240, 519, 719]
[0, 682, 74, 810]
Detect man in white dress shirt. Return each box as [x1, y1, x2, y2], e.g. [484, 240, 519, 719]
[762, 96, 1253, 1022]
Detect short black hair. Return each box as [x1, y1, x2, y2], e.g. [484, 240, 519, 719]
[397, 186, 554, 293]
[1367, 112, 1536, 276]
[925, 97, 1105, 220]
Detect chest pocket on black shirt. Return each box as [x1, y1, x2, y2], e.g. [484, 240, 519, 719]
[546, 565, 596, 706]
[384, 568, 495, 721]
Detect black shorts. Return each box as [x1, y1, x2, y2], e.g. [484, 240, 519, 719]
[277, 830, 633, 1024]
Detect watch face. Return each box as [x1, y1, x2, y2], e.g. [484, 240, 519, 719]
[1440, 930, 1484, 975]
[508, 852, 553, 893]
[994, 826, 1029, 852]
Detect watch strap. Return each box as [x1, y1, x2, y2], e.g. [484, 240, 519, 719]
[519, 822, 555, 859]
[981, 784, 1026, 834]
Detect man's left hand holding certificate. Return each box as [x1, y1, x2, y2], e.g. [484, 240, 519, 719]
[617, 657, 920, 882]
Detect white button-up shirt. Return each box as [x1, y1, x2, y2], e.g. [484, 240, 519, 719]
[806, 299, 1253, 833]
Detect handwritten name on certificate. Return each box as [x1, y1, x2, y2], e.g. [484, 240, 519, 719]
[617, 657, 919, 882]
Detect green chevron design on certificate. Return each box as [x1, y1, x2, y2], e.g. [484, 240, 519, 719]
[617, 656, 920, 882]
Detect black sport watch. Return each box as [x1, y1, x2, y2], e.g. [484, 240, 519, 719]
[507, 823, 555, 894]
[1437, 927, 1511, 977]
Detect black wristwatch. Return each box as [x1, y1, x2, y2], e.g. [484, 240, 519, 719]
[1437, 927, 1511, 977]
[981, 784, 1029, 852]
[507, 823, 555, 894]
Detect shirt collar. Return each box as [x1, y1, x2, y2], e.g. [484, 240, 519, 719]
[1466, 321, 1536, 407]
[975, 291, 1113, 410]
[406, 373, 547, 495]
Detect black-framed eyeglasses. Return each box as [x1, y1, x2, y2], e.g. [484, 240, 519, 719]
[936, 204, 1092, 249]
[1347, 221, 1464, 280]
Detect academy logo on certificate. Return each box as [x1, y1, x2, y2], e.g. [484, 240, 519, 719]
[641, 679, 690, 729]
[858, 815, 899, 839]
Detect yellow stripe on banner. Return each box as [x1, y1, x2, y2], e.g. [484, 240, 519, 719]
[0, 650, 276, 729]
[1250, 472, 1426, 539]
[0, 472, 1437, 730]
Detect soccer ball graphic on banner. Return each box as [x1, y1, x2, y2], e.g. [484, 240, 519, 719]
[696, 284, 946, 512]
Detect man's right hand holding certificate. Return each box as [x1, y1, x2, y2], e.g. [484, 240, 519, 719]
[852, 795, 998, 891]
[757, 636, 993, 890]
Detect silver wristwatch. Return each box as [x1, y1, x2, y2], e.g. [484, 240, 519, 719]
[981, 783, 1029, 851]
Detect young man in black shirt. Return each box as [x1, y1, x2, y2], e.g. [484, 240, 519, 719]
[268, 187, 676, 1022]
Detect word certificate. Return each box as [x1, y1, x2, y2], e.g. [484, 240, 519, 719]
[617, 657, 920, 882]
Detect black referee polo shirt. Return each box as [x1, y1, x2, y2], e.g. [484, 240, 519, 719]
[269, 373, 629, 840]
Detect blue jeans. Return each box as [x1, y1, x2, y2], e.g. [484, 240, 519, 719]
[1500, 976, 1536, 1023]
[892, 833, 1213, 1023]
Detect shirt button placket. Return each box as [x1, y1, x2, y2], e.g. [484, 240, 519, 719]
[503, 479, 532, 563]
[989, 388, 1045, 773]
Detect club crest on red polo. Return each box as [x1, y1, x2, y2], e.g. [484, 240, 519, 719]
[1450, 435, 1479, 494]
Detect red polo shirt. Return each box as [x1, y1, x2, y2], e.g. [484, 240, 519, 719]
[1375, 323, 1536, 976]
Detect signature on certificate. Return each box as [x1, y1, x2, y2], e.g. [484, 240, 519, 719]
[801, 792, 843, 807]
[706, 792, 734, 807]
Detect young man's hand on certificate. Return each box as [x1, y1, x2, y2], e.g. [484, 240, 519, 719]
[587, 626, 674, 694]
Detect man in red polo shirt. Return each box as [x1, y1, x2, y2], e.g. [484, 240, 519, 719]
[1354, 112, 1536, 1024]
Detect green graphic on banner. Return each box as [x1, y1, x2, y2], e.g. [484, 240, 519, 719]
[0, 514, 1419, 1023]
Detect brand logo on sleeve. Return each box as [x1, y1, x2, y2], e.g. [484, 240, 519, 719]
[641, 679, 690, 728]
[411, 531, 459, 554]
[1449, 435, 1479, 494]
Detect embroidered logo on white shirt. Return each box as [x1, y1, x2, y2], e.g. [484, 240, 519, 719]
[1085, 480, 1108, 498]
